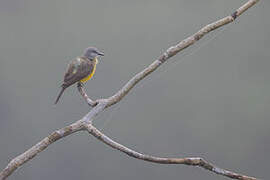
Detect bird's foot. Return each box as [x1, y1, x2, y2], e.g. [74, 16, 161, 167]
[77, 82, 84, 88]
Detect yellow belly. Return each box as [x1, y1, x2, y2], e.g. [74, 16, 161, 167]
[80, 59, 97, 83]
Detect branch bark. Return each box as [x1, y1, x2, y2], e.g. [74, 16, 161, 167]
[84, 123, 258, 180]
[0, 0, 260, 180]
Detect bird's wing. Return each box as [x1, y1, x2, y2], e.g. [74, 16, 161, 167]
[63, 57, 94, 87]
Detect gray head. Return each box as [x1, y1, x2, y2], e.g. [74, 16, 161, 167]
[83, 47, 104, 60]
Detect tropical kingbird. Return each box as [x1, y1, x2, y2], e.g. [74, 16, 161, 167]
[54, 47, 104, 104]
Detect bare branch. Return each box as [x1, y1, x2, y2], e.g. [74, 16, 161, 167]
[84, 122, 257, 180]
[0, 121, 84, 180]
[0, 0, 260, 179]
[77, 82, 97, 107]
[106, 0, 260, 107]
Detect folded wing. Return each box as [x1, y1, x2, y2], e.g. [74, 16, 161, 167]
[63, 57, 93, 88]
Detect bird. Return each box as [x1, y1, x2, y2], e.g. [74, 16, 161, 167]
[54, 47, 104, 104]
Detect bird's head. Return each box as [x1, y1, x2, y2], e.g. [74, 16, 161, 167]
[83, 47, 104, 60]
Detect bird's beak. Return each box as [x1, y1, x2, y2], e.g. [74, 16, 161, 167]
[97, 51, 104, 56]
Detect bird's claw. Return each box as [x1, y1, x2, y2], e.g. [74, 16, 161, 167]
[77, 82, 84, 88]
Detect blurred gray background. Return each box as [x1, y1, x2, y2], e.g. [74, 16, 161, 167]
[0, 0, 269, 179]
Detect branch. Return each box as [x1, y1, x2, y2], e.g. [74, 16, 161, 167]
[0, 0, 260, 179]
[0, 121, 84, 179]
[105, 0, 260, 107]
[77, 82, 97, 107]
[84, 123, 257, 180]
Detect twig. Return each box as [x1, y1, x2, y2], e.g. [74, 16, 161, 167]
[77, 82, 97, 107]
[0, 1, 260, 179]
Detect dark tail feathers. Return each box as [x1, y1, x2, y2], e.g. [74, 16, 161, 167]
[54, 86, 66, 104]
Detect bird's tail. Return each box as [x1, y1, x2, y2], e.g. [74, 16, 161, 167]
[54, 86, 66, 104]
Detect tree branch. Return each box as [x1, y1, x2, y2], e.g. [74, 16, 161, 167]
[84, 123, 257, 180]
[77, 82, 97, 107]
[0, 0, 260, 179]
[0, 121, 84, 179]
[105, 0, 260, 107]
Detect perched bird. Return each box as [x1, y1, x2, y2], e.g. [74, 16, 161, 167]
[54, 47, 104, 104]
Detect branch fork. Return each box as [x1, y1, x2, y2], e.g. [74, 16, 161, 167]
[0, 1, 260, 180]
